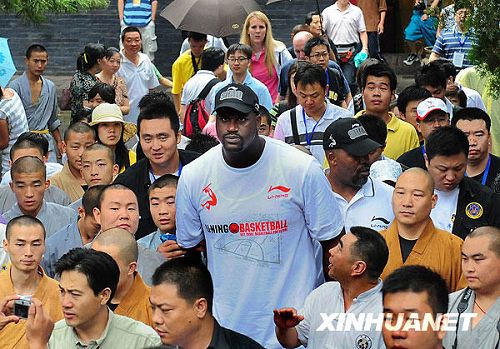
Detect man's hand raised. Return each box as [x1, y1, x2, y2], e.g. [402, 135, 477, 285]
[273, 308, 304, 329]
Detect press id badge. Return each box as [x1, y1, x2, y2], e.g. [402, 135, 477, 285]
[132, 0, 141, 6]
[452, 52, 465, 68]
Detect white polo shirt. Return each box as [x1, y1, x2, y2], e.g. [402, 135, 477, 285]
[333, 176, 395, 232]
[117, 51, 159, 124]
[274, 100, 352, 165]
[322, 3, 367, 45]
[296, 280, 385, 349]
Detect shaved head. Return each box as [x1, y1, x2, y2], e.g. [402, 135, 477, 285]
[92, 227, 138, 265]
[11, 156, 46, 180]
[468, 226, 500, 257]
[397, 167, 435, 194]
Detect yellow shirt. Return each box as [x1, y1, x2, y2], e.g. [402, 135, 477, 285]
[380, 219, 467, 292]
[0, 265, 63, 348]
[49, 162, 84, 202]
[114, 272, 153, 327]
[355, 111, 420, 160]
[171, 50, 202, 95]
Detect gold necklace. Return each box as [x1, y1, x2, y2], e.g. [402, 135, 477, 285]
[474, 300, 486, 314]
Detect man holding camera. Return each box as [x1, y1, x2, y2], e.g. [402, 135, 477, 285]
[0, 216, 62, 348]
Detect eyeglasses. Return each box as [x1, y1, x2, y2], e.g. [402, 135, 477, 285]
[227, 57, 249, 63]
[309, 52, 329, 59]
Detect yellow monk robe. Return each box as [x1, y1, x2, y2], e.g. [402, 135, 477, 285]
[115, 272, 153, 327]
[0, 265, 63, 349]
[380, 219, 467, 292]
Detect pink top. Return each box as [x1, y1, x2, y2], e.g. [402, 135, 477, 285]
[251, 50, 278, 102]
[202, 121, 219, 141]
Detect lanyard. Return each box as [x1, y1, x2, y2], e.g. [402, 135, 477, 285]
[455, 31, 469, 48]
[465, 155, 491, 186]
[421, 144, 426, 157]
[302, 108, 322, 145]
[149, 162, 183, 182]
[325, 69, 330, 94]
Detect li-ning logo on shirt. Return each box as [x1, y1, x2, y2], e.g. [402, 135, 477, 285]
[201, 183, 218, 210]
[219, 87, 243, 101]
[347, 125, 368, 140]
[267, 185, 290, 199]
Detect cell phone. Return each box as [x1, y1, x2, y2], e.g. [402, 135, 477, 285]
[14, 298, 31, 319]
[160, 233, 177, 243]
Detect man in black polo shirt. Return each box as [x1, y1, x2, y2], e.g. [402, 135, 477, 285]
[398, 97, 450, 169]
[150, 258, 264, 348]
[452, 107, 500, 193]
[114, 92, 199, 238]
[425, 126, 500, 239]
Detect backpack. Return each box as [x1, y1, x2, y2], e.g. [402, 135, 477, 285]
[183, 78, 219, 138]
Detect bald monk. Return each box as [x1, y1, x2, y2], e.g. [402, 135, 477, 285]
[4, 156, 75, 238]
[380, 168, 466, 292]
[0, 215, 63, 348]
[91, 227, 153, 326]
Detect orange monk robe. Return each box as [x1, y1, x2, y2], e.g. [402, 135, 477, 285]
[380, 219, 467, 292]
[0, 265, 63, 349]
[115, 272, 153, 327]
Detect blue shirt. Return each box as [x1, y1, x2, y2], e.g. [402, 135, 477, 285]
[205, 72, 273, 114]
[123, 0, 155, 27]
[137, 229, 162, 251]
[41, 221, 83, 278]
[432, 26, 475, 68]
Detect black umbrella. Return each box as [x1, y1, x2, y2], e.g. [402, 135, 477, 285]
[160, 0, 261, 38]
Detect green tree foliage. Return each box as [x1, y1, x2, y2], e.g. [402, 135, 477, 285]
[453, 0, 500, 97]
[0, 0, 109, 23]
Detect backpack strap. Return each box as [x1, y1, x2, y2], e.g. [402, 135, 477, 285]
[290, 108, 300, 145]
[197, 78, 219, 100]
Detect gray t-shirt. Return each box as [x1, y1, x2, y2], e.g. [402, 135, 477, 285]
[443, 288, 500, 349]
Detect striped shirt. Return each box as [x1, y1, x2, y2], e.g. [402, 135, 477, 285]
[123, 0, 156, 27]
[0, 90, 29, 176]
[432, 25, 475, 68]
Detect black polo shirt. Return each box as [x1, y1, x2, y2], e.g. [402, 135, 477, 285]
[452, 177, 500, 240]
[114, 149, 200, 239]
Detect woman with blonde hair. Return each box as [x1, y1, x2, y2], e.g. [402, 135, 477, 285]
[240, 11, 293, 103]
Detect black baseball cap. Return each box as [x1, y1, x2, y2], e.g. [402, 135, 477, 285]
[214, 83, 260, 115]
[323, 118, 382, 156]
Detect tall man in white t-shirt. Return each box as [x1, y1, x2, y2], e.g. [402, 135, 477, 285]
[324, 117, 394, 232]
[176, 83, 344, 349]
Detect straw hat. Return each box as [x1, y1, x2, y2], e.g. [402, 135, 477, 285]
[89, 103, 137, 143]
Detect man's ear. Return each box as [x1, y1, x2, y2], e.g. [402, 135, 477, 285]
[177, 131, 182, 145]
[62, 141, 67, 155]
[193, 297, 209, 319]
[100, 287, 112, 305]
[93, 207, 101, 225]
[128, 261, 137, 276]
[44, 179, 50, 191]
[112, 164, 119, 178]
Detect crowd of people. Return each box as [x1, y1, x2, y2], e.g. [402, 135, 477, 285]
[0, 0, 499, 348]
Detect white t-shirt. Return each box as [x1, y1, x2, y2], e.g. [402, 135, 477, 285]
[296, 280, 386, 349]
[179, 35, 227, 55]
[274, 101, 352, 165]
[322, 3, 367, 45]
[180, 70, 218, 106]
[460, 85, 486, 111]
[333, 177, 395, 232]
[117, 51, 159, 124]
[431, 187, 460, 232]
[176, 138, 344, 349]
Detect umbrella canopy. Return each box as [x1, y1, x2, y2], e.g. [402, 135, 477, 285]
[0, 38, 16, 88]
[161, 0, 261, 38]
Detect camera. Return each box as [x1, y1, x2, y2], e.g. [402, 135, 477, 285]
[14, 296, 32, 319]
